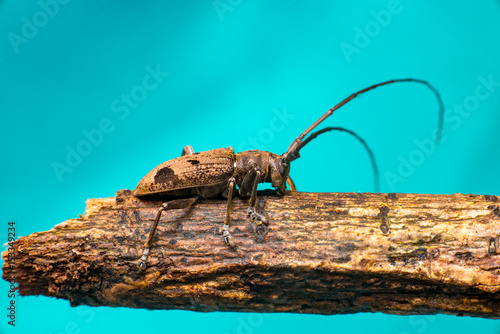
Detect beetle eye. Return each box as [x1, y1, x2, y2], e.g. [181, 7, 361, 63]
[276, 158, 288, 176]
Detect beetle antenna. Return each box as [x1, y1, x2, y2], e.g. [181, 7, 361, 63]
[282, 78, 444, 163]
[299, 127, 379, 192]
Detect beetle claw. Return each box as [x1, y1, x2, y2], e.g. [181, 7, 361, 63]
[223, 235, 235, 247]
[222, 223, 235, 247]
[248, 206, 267, 225]
[137, 248, 150, 273]
[138, 261, 146, 273]
[247, 206, 255, 216]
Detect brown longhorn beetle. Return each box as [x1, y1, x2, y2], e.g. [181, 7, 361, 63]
[134, 78, 444, 272]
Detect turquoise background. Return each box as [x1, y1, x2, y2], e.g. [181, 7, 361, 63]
[1, 1, 500, 333]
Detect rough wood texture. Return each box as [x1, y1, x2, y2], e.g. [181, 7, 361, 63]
[2, 190, 500, 318]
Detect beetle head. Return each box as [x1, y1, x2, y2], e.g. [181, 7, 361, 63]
[268, 153, 290, 195]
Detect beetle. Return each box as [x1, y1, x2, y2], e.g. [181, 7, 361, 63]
[134, 78, 444, 272]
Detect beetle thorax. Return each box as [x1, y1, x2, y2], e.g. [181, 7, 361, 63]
[234, 150, 271, 186]
[234, 150, 289, 195]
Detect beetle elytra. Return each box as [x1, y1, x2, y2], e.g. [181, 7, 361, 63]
[134, 78, 444, 272]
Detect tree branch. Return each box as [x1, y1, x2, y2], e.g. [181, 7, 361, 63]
[2, 190, 500, 318]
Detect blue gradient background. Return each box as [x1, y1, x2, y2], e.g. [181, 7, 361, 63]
[1, 1, 500, 333]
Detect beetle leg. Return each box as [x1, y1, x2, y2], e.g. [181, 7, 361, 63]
[181, 145, 195, 156]
[238, 168, 257, 197]
[246, 169, 268, 231]
[138, 196, 198, 272]
[223, 177, 236, 247]
[248, 169, 261, 208]
[254, 198, 269, 239]
[287, 176, 297, 191]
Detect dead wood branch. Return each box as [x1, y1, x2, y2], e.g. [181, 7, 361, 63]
[2, 190, 500, 318]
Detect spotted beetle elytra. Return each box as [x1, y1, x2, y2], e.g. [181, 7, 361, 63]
[134, 78, 444, 272]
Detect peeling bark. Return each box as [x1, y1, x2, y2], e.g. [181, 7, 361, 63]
[2, 190, 500, 318]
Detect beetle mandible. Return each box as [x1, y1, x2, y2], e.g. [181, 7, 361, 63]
[134, 78, 444, 272]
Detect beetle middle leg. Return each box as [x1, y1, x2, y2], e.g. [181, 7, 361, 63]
[239, 169, 268, 234]
[138, 196, 198, 272]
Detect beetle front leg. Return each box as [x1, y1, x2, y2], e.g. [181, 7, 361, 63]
[223, 177, 236, 247]
[287, 176, 297, 192]
[138, 196, 198, 272]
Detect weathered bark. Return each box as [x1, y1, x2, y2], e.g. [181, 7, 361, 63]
[2, 190, 500, 318]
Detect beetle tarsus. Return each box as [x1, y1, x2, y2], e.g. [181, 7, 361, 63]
[256, 221, 266, 235]
[223, 224, 235, 247]
[137, 248, 150, 272]
[248, 206, 267, 224]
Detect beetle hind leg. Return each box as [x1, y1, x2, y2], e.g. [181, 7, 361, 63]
[138, 196, 198, 272]
[223, 178, 236, 247]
